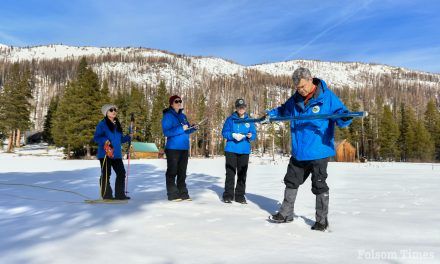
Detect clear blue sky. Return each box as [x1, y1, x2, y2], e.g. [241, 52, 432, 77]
[1, 0, 439, 73]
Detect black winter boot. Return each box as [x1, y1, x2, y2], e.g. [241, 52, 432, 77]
[223, 197, 232, 203]
[311, 219, 329, 231]
[235, 196, 247, 204]
[115, 176, 129, 200]
[269, 212, 293, 223]
[100, 177, 113, 199]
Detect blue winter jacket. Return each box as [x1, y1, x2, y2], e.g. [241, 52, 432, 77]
[162, 108, 196, 150]
[93, 118, 131, 159]
[267, 78, 352, 161]
[222, 112, 257, 154]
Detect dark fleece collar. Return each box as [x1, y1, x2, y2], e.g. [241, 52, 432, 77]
[105, 117, 122, 132]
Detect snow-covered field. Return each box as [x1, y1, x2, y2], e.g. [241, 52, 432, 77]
[0, 153, 439, 264]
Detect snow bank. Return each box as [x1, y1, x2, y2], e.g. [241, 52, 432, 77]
[0, 154, 438, 263]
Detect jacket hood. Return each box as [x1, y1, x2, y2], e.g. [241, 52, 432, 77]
[293, 78, 327, 104]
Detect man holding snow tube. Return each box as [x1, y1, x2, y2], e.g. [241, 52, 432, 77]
[267, 67, 353, 231]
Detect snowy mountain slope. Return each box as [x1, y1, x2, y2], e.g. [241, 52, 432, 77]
[250, 59, 440, 89]
[0, 44, 174, 61]
[1, 44, 439, 131]
[92, 56, 246, 89]
[0, 154, 439, 264]
[0, 44, 244, 77]
[2, 44, 439, 86]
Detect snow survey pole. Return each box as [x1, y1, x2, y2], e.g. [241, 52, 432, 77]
[126, 113, 134, 195]
[234, 111, 368, 124]
[190, 118, 208, 129]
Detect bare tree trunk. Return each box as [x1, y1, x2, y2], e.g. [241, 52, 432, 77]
[281, 127, 286, 155]
[7, 132, 14, 153]
[12, 130, 16, 149]
[67, 144, 71, 159]
[86, 144, 91, 159]
[356, 142, 360, 162]
[15, 129, 21, 148]
[194, 134, 198, 157]
[272, 133, 275, 161]
[189, 136, 192, 158]
[361, 117, 365, 157]
[211, 130, 215, 158]
[205, 127, 211, 158]
[257, 130, 261, 155]
[203, 131, 208, 158]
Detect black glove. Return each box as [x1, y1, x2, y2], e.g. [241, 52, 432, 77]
[260, 114, 270, 124]
[341, 117, 353, 121]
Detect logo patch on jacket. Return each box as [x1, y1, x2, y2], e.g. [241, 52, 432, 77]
[312, 106, 320, 113]
[245, 123, 250, 128]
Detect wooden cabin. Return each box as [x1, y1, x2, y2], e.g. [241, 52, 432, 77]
[130, 142, 159, 159]
[335, 139, 356, 162]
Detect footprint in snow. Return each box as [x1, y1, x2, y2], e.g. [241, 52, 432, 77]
[206, 218, 222, 223]
[154, 223, 176, 229]
[95, 229, 119, 235]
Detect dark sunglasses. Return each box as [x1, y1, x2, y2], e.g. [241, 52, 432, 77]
[174, 99, 183, 104]
[109, 108, 117, 112]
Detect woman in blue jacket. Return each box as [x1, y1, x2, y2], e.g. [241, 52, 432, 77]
[162, 95, 198, 201]
[221, 99, 257, 204]
[93, 104, 132, 200]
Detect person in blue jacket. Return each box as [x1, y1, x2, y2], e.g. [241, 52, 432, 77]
[93, 104, 132, 200]
[268, 67, 353, 231]
[162, 95, 198, 201]
[221, 99, 257, 204]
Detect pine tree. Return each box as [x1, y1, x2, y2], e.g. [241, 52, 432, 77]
[398, 104, 416, 161]
[52, 81, 73, 156]
[42, 96, 59, 144]
[413, 119, 434, 161]
[267, 122, 278, 160]
[52, 57, 107, 158]
[195, 94, 207, 156]
[126, 84, 149, 142]
[335, 96, 353, 144]
[335, 124, 351, 143]
[348, 100, 362, 156]
[150, 81, 169, 148]
[378, 105, 400, 161]
[261, 88, 271, 154]
[0, 63, 33, 152]
[363, 114, 375, 160]
[365, 97, 385, 160]
[213, 101, 225, 155]
[424, 100, 440, 160]
[101, 79, 111, 104]
[113, 88, 131, 124]
[335, 98, 361, 151]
